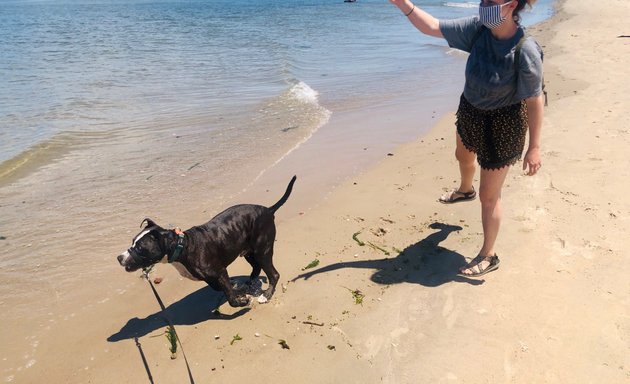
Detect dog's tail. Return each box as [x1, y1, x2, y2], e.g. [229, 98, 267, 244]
[269, 175, 297, 214]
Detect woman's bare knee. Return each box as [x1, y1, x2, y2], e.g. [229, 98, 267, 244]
[455, 134, 475, 164]
[478, 188, 501, 208]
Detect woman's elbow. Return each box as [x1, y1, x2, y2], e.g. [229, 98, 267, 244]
[423, 20, 442, 38]
[525, 93, 544, 108]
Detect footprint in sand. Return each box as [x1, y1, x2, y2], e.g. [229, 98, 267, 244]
[364, 334, 385, 358]
[442, 287, 458, 329]
[390, 327, 409, 341]
[514, 205, 549, 233]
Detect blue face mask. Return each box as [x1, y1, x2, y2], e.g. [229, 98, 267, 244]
[479, 1, 513, 29]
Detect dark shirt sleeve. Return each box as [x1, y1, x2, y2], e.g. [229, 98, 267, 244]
[517, 38, 544, 100]
[439, 16, 481, 53]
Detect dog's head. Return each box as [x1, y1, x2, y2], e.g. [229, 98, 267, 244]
[117, 218, 170, 272]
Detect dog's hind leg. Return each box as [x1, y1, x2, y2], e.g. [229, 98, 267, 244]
[256, 249, 279, 301]
[260, 261, 279, 300]
[244, 255, 262, 281]
[243, 255, 264, 296]
[252, 217, 279, 301]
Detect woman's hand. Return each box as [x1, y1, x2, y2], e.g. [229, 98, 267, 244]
[522, 146, 541, 176]
[390, 0, 410, 12]
[389, 0, 443, 37]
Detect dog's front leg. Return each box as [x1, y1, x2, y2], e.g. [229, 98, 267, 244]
[207, 270, 249, 307]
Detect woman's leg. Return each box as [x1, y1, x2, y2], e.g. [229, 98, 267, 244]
[439, 133, 477, 203]
[455, 132, 476, 193]
[459, 165, 511, 275]
[478, 165, 510, 256]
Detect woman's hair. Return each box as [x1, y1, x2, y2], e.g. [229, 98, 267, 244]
[513, 0, 537, 24]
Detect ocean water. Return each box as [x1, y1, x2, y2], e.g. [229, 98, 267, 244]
[0, 0, 555, 361]
[0, 0, 554, 169]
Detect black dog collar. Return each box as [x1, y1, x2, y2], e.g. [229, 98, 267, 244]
[168, 228, 185, 263]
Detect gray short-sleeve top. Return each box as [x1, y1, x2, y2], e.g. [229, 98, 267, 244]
[439, 16, 544, 110]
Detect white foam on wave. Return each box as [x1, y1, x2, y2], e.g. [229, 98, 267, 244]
[444, 1, 478, 8]
[289, 81, 320, 105]
[445, 47, 470, 57]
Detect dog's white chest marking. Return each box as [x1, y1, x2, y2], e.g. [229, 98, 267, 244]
[157, 256, 199, 281]
[171, 262, 201, 281]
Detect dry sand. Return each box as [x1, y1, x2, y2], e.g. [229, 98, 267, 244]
[4, 0, 629, 382]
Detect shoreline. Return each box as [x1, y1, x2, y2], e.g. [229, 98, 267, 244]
[3, 0, 630, 382]
[235, 94, 458, 220]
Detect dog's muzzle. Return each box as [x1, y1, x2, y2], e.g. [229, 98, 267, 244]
[117, 248, 144, 271]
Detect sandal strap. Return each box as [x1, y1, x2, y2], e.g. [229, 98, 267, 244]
[458, 254, 500, 277]
[453, 188, 475, 198]
[440, 188, 476, 203]
[465, 254, 496, 273]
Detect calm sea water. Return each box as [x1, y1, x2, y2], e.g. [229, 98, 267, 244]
[0, 0, 553, 167]
[0, 0, 553, 355]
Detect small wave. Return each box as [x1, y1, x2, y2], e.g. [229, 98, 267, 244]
[251, 80, 331, 183]
[0, 137, 74, 187]
[443, 1, 478, 8]
[0, 131, 114, 187]
[279, 80, 331, 147]
[445, 47, 470, 57]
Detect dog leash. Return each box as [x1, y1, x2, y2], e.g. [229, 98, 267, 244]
[144, 269, 196, 384]
[134, 337, 155, 384]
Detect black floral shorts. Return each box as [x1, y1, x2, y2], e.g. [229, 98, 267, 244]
[455, 94, 528, 170]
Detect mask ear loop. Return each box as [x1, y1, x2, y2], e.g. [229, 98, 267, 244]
[501, 1, 517, 23]
[503, 0, 515, 13]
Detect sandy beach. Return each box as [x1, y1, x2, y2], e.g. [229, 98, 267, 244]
[3, 0, 629, 382]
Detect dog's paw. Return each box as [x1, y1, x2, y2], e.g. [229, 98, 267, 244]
[232, 295, 250, 307]
[246, 280, 264, 296]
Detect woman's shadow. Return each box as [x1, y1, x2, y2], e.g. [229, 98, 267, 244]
[293, 222, 483, 287]
[107, 280, 252, 343]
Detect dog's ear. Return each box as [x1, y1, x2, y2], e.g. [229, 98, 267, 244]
[141, 218, 158, 228]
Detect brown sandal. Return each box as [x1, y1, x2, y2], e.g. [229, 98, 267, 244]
[458, 255, 500, 277]
[439, 187, 476, 204]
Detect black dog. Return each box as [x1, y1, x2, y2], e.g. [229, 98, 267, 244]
[117, 176, 296, 307]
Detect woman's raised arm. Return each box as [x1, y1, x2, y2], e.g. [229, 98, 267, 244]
[390, 0, 443, 38]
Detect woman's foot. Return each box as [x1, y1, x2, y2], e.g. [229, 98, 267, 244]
[458, 254, 500, 277]
[438, 187, 476, 204]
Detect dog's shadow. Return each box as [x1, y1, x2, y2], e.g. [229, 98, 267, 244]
[107, 280, 253, 343]
[109, 222, 477, 342]
[293, 222, 483, 287]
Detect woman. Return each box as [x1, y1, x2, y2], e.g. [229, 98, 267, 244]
[390, 0, 545, 277]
